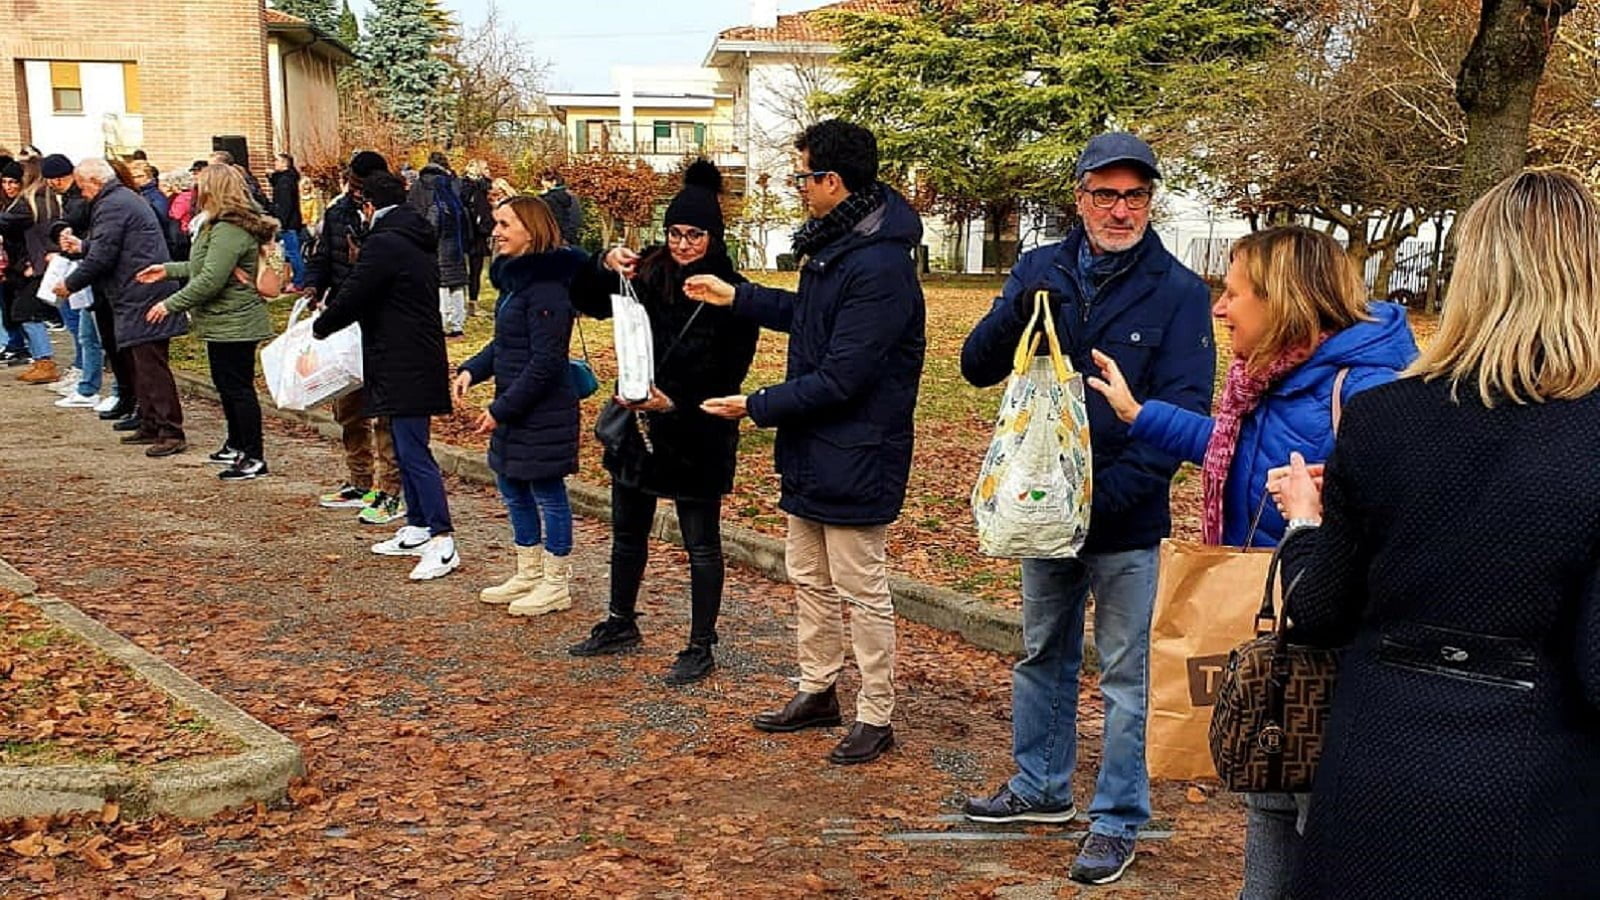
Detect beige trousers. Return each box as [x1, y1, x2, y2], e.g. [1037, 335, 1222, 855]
[785, 515, 896, 727]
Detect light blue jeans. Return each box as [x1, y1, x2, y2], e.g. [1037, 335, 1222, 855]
[1009, 548, 1159, 840]
[21, 321, 52, 360]
[75, 308, 102, 396]
[1240, 792, 1311, 899]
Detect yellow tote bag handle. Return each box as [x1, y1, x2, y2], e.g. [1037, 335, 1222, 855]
[1011, 289, 1073, 382]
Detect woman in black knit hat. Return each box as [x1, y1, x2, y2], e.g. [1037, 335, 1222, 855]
[565, 160, 759, 685]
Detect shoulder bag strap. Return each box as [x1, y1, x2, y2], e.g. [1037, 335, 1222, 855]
[1331, 367, 1350, 433]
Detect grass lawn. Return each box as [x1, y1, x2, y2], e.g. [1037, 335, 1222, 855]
[170, 275, 1437, 609]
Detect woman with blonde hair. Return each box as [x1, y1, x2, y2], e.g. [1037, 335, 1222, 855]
[137, 164, 279, 481]
[1090, 224, 1418, 898]
[1272, 168, 1600, 898]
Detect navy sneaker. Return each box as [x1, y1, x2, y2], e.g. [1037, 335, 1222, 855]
[1069, 833, 1137, 885]
[961, 785, 1077, 824]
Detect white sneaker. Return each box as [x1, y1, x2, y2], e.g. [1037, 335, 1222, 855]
[49, 368, 80, 391]
[93, 394, 121, 413]
[371, 525, 432, 556]
[54, 392, 101, 409]
[408, 536, 460, 581]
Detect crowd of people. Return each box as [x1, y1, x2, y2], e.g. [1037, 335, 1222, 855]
[2, 117, 1595, 895]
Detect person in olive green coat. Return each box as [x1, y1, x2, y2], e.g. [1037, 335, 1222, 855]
[139, 164, 279, 481]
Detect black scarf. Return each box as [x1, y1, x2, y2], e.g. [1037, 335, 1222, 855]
[790, 183, 885, 260]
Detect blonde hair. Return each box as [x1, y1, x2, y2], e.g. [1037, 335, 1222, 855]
[488, 177, 517, 201]
[1408, 168, 1600, 405]
[1229, 225, 1372, 372]
[196, 163, 277, 234]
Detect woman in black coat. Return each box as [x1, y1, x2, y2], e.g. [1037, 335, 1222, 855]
[564, 161, 759, 685]
[1271, 168, 1600, 899]
[454, 196, 582, 618]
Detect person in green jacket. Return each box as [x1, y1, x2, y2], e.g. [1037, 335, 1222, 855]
[138, 164, 278, 481]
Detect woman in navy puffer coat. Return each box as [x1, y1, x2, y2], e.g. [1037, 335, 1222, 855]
[455, 196, 582, 619]
[1089, 226, 1418, 900]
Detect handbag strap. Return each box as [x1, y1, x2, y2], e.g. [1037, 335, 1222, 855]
[1254, 541, 1305, 634]
[1331, 367, 1349, 433]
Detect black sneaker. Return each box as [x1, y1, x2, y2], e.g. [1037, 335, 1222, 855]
[664, 644, 715, 685]
[6, 354, 32, 367]
[962, 784, 1077, 824]
[112, 415, 143, 432]
[207, 445, 243, 466]
[218, 458, 268, 481]
[1069, 833, 1137, 885]
[99, 402, 135, 421]
[568, 617, 642, 657]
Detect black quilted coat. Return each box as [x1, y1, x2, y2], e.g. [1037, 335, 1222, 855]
[458, 249, 583, 483]
[1279, 376, 1600, 899]
[569, 246, 758, 500]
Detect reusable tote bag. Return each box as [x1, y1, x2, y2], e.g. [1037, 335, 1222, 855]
[971, 289, 1093, 558]
[610, 273, 654, 403]
[1145, 369, 1349, 781]
[261, 295, 364, 411]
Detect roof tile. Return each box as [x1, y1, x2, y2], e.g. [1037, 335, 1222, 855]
[717, 0, 915, 43]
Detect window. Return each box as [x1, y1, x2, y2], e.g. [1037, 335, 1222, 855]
[122, 62, 140, 114]
[651, 121, 705, 155]
[50, 62, 82, 114]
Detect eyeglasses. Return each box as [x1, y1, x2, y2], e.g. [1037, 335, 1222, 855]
[666, 226, 708, 244]
[1079, 186, 1154, 210]
[790, 170, 834, 186]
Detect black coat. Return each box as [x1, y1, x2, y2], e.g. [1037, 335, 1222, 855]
[542, 187, 582, 247]
[570, 247, 759, 499]
[459, 250, 582, 482]
[63, 182, 185, 348]
[736, 187, 926, 526]
[1280, 377, 1600, 899]
[268, 168, 304, 231]
[313, 205, 451, 419]
[0, 192, 52, 322]
[303, 193, 365, 298]
[407, 165, 469, 288]
[459, 175, 492, 256]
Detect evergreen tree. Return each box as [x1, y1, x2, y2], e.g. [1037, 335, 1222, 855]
[273, 0, 338, 33]
[359, 0, 455, 141]
[337, 0, 359, 47]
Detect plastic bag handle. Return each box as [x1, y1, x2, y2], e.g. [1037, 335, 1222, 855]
[1012, 290, 1072, 382]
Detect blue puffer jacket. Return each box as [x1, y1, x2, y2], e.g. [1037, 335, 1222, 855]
[458, 248, 583, 483]
[737, 186, 926, 526]
[1130, 301, 1419, 547]
[962, 226, 1216, 553]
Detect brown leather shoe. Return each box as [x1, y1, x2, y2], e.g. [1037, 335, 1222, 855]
[119, 432, 158, 445]
[145, 438, 188, 458]
[828, 722, 895, 765]
[18, 359, 58, 384]
[752, 686, 842, 733]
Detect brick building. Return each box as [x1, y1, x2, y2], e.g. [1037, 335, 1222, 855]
[0, 0, 350, 176]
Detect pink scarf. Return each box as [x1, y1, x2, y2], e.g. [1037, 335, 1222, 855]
[1201, 348, 1315, 545]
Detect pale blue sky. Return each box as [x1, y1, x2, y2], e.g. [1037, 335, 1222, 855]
[344, 1, 826, 92]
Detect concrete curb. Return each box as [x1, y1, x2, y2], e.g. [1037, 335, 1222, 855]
[171, 370, 1027, 657]
[0, 568, 304, 820]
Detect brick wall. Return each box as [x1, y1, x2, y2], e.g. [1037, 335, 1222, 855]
[0, 0, 273, 176]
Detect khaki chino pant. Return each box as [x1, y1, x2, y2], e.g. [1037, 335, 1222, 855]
[786, 515, 896, 727]
[331, 389, 397, 495]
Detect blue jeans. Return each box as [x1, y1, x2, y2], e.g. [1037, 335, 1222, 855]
[75, 309, 103, 396]
[389, 416, 453, 536]
[58, 304, 82, 369]
[280, 229, 306, 286]
[496, 474, 572, 555]
[1009, 548, 1159, 840]
[1240, 792, 1310, 899]
[21, 322, 52, 360]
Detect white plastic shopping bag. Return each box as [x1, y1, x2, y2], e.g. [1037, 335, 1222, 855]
[971, 290, 1093, 558]
[610, 274, 654, 403]
[261, 296, 364, 411]
[37, 256, 93, 310]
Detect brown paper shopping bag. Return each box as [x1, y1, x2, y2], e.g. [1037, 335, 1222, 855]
[1146, 539, 1273, 781]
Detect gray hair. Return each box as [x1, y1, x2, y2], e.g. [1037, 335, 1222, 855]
[74, 157, 115, 184]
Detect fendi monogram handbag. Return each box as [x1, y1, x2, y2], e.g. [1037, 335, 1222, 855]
[1208, 538, 1340, 793]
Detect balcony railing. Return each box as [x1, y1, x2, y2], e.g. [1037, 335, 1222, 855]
[563, 121, 747, 173]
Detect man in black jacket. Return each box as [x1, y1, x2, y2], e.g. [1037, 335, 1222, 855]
[539, 171, 582, 247]
[313, 171, 458, 582]
[302, 153, 404, 525]
[269, 153, 305, 287]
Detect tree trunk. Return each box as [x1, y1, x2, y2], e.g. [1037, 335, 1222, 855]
[1455, 0, 1573, 211]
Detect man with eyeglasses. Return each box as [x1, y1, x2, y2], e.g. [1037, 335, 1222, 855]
[686, 119, 925, 767]
[958, 132, 1215, 885]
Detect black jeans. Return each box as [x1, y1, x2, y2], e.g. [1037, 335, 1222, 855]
[206, 340, 263, 460]
[467, 251, 486, 313]
[93, 302, 135, 406]
[609, 482, 724, 647]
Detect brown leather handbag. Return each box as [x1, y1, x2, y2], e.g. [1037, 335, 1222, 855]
[1208, 539, 1341, 793]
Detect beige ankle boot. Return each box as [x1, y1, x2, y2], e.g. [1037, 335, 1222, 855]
[508, 549, 573, 617]
[479, 545, 541, 604]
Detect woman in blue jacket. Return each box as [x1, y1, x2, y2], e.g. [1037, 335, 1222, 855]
[1088, 225, 1418, 899]
[453, 196, 582, 617]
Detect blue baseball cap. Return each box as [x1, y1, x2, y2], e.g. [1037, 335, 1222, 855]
[1075, 132, 1161, 180]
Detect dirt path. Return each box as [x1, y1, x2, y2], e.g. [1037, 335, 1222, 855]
[0, 371, 1243, 898]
